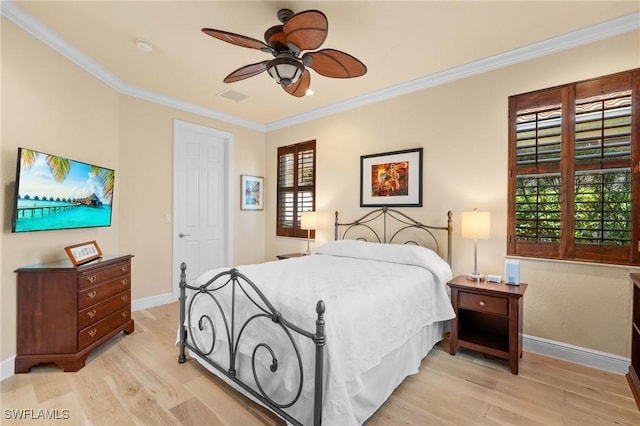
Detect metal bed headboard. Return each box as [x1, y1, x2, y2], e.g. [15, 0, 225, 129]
[334, 207, 453, 265]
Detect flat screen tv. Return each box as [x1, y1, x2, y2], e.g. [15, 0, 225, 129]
[11, 147, 114, 233]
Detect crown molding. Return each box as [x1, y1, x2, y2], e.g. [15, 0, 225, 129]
[2, 0, 638, 133]
[1, 0, 125, 92]
[123, 84, 265, 132]
[266, 12, 640, 131]
[0, 0, 266, 132]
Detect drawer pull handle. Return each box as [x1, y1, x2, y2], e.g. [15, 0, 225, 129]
[87, 291, 97, 299]
[121, 311, 128, 318]
[86, 275, 97, 284]
[87, 310, 97, 319]
[88, 328, 97, 338]
[479, 300, 486, 307]
[120, 265, 128, 273]
[120, 295, 128, 302]
[121, 279, 128, 286]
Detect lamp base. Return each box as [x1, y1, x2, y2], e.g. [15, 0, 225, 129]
[466, 273, 485, 282]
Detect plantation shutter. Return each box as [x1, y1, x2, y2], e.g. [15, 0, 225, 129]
[572, 74, 634, 263]
[508, 69, 639, 266]
[277, 140, 316, 238]
[509, 87, 566, 259]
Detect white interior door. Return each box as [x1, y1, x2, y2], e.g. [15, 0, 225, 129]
[173, 120, 233, 298]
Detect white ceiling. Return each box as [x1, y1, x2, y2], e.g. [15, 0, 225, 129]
[4, 1, 639, 130]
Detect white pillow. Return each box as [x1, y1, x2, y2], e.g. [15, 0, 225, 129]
[314, 239, 452, 283]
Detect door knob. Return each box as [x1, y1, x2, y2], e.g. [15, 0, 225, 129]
[179, 233, 191, 238]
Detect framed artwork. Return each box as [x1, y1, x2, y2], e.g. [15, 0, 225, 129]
[64, 240, 103, 266]
[241, 175, 264, 210]
[360, 148, 423, 207]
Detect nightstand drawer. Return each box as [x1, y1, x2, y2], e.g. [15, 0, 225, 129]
[459, 291, 507, 315]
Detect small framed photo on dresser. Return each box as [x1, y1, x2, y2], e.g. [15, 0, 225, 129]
[64, 240, 103, 266]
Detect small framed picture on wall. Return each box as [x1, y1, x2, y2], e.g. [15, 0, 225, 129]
[241, 175, 264, 210]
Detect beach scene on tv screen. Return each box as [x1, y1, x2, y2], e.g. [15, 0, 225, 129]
[14, 149, 114, 232]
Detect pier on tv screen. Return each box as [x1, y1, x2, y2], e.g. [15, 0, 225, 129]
[12, 148, 115, 233]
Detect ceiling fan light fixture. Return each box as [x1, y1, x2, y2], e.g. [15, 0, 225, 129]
[267, 57, 304, 88]
[202, 8, 365, 97]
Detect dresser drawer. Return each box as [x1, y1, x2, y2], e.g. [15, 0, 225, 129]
[78, 276, 131, 309]
[459, 291, 508, 315]
[78, 260, 131, 288]
[78, 306, 131, 350]
[78, 290, 130, 329]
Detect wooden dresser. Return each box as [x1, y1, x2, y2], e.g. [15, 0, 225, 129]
[15, 254, 134, 373]
[629, 273, 640, 409]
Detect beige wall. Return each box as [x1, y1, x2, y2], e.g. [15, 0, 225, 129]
[0, 19, 266, 362]
[117, 96, 266, 301]
[1, 19, 121, 361]
[1, 13, 639, 369]
[266, 31, 640, 357]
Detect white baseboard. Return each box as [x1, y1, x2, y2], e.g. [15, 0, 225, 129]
[131, 292, 176, 312]
[523, 334, 630, 374]
[0, 293, 176, 382]
[1, 356, 16, 382]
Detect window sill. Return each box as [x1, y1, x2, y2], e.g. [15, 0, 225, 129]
[506, 255, 640, 271]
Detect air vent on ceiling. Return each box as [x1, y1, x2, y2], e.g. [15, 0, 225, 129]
[218, 89, 249, 102]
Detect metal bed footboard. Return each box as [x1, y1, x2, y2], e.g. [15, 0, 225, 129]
[177, 263, 325, 426]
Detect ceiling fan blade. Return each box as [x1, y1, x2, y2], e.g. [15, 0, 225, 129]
[202, 28, 273, 53]
[264, 25, 287, 51]
[284, 70, 311, 97]
[303, 49, 367, 78]
[223, 61, 270, 83]
[283, 10, 328, 52]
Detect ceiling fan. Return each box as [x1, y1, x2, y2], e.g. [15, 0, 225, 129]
[202, 8, 367, 97]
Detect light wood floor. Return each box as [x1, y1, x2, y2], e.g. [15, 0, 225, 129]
[2, 301, 639, 425]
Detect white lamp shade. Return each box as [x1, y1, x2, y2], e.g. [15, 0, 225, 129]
[267, 57, 304, 87]
[301, 211, 317, 230]
[461, 211, 491, 239]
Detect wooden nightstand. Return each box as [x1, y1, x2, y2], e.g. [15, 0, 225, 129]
[448, 275, 527, 374]
[276, 253, 306, 260]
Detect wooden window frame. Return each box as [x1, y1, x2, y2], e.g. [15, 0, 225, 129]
[276, 140, 316, 238]
[508, 69, 640, 266]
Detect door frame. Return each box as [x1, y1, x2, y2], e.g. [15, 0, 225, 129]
[172, 119, 234, 299]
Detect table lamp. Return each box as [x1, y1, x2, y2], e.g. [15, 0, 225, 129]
[301, 211, 317, 255]
[461, 209, 491, 281]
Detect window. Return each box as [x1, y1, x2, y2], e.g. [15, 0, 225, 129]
[277, 140, 316, 238]
[508, 69, 639, 266]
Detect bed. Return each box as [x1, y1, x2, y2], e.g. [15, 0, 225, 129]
[177, 207, 454, 425]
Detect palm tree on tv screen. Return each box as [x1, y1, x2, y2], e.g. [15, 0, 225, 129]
[21, 149, 114, 203]
[91, 166, 114, 202]
[21, 149, 71, 183]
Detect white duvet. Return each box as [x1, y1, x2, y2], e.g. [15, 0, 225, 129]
[183, 240, 455, 425]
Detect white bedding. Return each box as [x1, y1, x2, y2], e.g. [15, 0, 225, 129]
[181, 240, 455, 425]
